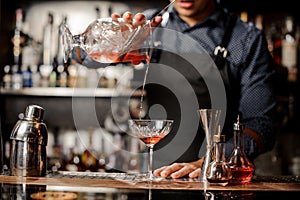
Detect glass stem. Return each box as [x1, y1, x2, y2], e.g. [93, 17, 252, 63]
[149, 145, 154, 180]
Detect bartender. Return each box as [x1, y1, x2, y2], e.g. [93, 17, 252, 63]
[73, 0, 277, 179]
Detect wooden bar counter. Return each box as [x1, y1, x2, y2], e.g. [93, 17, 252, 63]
[1, 171, 300, 199]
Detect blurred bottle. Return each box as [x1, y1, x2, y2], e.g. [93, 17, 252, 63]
[107, 133, 126, 172]
[21, 64, 32, 88]
[30, 65, 41, 87]
[9, 9, 31, 90]
[97, 133, 107, 172]
[86, 68, 99, 88]
[127, 136, 140, 173]
[57, 63, 68, 87]
[81, 128, 98, 172]
[267, 22, 283, 66]
[95, 6, 101, 19]
[47, 143, 65, 172]
[21, 10, 42, 69]
[67, 64, 77, 87]
[49, 57, 58, 87]
[281, 16, 298, 82]
[39, 64, 53, 87]
[57, 15, 68, 65]
[22, 38, 42, 68]
[2, 65, 13, 89]
[11, 64, 23, 90]
[76, 65, 88, 88]
[56, 15, 70, 88]
[255, 14, 263, 30]
[12, 8, 25, 67]
[240, 11, 248, 23]
[42, 12, 55, 66]
[64, 137, 85, 172]
[108, 5, 112, 16]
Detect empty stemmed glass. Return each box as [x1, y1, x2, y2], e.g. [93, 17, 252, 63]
[128, 119, 173, 180]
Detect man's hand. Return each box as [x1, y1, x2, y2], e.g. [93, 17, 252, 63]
[110, 12, 163, 65]
[153, 158, 204, 179]
[111, 11, 162, 29]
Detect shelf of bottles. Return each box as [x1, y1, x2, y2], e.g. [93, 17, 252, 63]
[0, 87, 144, 97]
[1, 7, 141, 95]
[45, 125, 147, 173]
[239, 11, 299, 81]
[0, 7, 149, 174]
[2, 8, 299, 89]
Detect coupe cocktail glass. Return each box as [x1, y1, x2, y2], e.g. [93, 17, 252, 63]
[128, 119, 173, 180]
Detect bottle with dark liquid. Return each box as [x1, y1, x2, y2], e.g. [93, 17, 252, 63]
[81, 128, 98, 172]
[206, 131, 232, 186]
[227, 115, 255, 184]
[64, 137, 85, 172]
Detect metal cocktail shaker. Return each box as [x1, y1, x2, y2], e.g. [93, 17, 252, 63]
[10, 105, 48, 177]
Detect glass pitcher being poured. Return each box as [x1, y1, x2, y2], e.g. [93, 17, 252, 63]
[61, 0, 176, 66]
[62, 17, 153, 65]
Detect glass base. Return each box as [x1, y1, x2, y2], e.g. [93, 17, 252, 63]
[135, 173, 165, 182]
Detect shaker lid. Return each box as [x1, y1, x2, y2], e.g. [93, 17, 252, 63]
[24, 105, 44, 121]
[10, 105, 47, 145]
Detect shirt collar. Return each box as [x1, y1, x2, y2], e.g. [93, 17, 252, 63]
[168, 4, 228, 30]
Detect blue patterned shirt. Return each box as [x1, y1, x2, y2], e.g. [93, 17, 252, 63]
[143, 4, 277, 164]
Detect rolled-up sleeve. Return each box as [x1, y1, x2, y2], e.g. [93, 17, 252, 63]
[226, 28, 277, 160]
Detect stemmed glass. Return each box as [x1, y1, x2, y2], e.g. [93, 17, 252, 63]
[128, 119, 173, 180]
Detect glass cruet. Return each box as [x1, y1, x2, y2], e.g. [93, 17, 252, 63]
[227, 115, 255, 184]
[206, 127, 232, 186]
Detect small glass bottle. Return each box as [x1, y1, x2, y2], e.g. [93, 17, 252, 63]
[281, 16, 298, 82]
[228, 115, 255, 184]
[206, 128, 232, 186]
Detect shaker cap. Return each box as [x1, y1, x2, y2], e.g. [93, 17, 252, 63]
[10, 105, 47, 145]
[24, 105, 44, 121]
